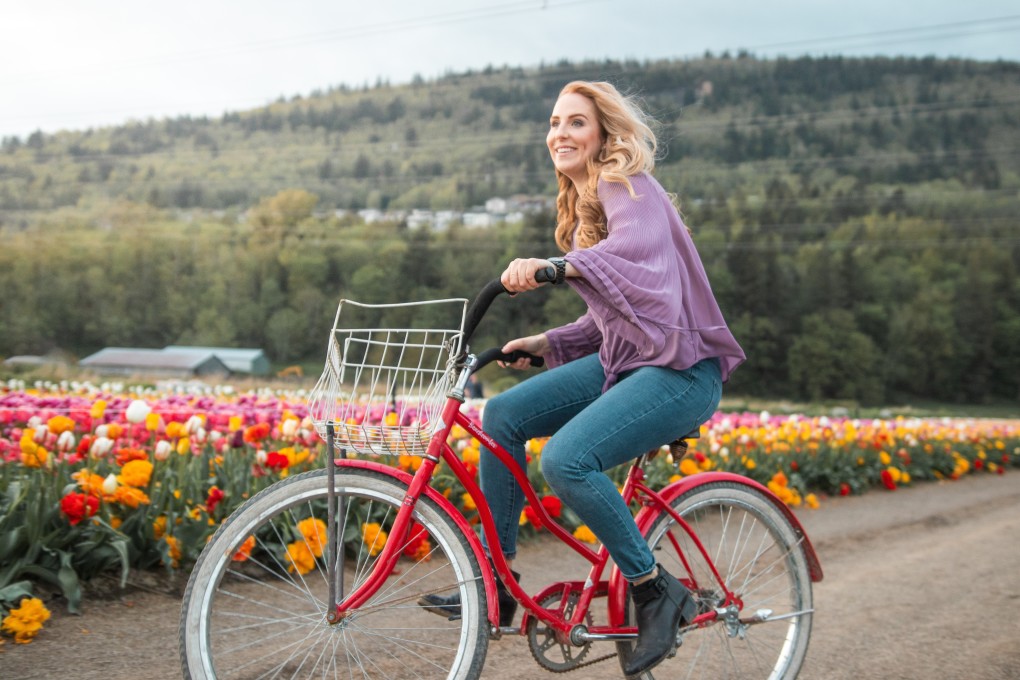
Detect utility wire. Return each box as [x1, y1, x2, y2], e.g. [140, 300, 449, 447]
[739, 14, 1020, 54]
[6, 0, 606, 87]
[2, 9, 1018, 134]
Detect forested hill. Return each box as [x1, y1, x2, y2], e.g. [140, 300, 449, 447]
[3, 55, 1019, 215]
[1, 55, 1019, 405]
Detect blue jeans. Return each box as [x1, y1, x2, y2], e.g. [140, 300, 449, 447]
[478, 354, 723, 581]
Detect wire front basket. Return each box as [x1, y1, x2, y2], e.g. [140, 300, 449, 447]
[308, 297, 468, 456]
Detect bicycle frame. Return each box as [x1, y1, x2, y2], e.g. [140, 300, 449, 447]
[320, 276, 822, 644]
[325, 389, 807, 640]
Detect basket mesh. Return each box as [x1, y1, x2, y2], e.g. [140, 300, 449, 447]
[309, 297, 467, 455]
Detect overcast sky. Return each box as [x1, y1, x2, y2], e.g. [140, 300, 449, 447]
[3, 0, 1019, 139]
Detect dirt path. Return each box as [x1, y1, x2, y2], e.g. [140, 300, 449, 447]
[3, 472, 1020, 679]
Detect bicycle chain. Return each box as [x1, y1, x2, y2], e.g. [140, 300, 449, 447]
[534, 649, 619, 673]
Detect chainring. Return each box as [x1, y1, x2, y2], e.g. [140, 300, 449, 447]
[525, 591, 593, 672]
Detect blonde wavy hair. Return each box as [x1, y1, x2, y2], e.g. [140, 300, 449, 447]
[552, 81, 658, 252]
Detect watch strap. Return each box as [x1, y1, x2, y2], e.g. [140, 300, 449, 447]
[549, 257, 566, 285]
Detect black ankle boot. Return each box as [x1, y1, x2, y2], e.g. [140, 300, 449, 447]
[419, 562, 520, 627]
[621, 564, 697, 677]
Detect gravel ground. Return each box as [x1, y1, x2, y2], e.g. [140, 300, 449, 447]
[3, 471, 1019, 679]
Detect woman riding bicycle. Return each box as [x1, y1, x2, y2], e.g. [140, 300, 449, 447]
[425, 80, 745, 677]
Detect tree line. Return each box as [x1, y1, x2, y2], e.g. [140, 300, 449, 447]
[0, 183, 1017, 405]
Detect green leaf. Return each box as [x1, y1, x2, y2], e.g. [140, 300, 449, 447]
[0, 524, 26, 558]
[110, 539, 131, 587]
[56, 550, 82, 614]
[0, 580, 34, 607]
[0, 558, 29, 589]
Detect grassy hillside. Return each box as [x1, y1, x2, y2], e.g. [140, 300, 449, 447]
[2, 55, 1018, 224]
[1, 55, 1019, 405]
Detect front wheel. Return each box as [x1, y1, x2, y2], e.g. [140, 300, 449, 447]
[619, 481, 814, 679]
[179, 467, 489, 679]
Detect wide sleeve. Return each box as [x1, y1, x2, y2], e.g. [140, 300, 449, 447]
[564, 175, 685, 359]
[544, 309, 602, 368]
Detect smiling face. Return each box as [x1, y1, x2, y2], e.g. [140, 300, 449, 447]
[546, 92, 604, 190]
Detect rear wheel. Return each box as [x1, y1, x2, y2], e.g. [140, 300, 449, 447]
[180, 467, 489, 679]
[619, 481, 813, 679]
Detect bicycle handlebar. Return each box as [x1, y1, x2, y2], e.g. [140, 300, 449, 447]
[473, 347, 546, 372]
[460, 265, 555, 349]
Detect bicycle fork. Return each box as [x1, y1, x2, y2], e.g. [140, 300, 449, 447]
[325, 423, 344, 623]
[323, 422, 450, 624]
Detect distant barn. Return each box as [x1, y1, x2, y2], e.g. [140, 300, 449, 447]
[79, 346, 270, 378]
[164, 346, 270, 376]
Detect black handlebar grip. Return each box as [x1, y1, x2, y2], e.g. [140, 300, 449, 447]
[535, 266, 556, 283]
[474, 347, 545, 372]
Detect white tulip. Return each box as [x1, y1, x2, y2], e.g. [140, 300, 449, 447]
[57, 431, 76, 452]
[125, 399, 152, 424]
[94, 424, 109, 438]
[90, 436, 114, 458]
[185, 415, 204, 435]
[102, 473, 118, 495]
[154, 440, 173, 461]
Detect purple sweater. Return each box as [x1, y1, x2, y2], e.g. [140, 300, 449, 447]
[544, 172, 746, 390]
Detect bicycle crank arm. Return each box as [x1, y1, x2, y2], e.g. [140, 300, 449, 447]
[739, 608, 815, 625]
[572, 631, 638, 642]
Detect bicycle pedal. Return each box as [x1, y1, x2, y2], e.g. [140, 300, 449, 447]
[447, 614, 462, 621]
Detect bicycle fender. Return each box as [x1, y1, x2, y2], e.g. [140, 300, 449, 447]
[332, 458, 501, 629]
[607, 471, 824, 627]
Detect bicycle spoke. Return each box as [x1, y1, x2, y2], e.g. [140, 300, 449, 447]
[181, 468, 488, 679]
[629, 482, 813, 679]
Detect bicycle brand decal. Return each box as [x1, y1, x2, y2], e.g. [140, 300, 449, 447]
[466, 422, 498, 451]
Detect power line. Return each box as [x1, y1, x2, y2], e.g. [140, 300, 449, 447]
[738, 14, 1020, 54]
[6, 0, 607, 88]
[3, 9, 1018, 137]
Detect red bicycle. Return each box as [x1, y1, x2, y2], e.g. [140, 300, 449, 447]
[179, 274, 823, 679]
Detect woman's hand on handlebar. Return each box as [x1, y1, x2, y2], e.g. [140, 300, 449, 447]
[501, 258, 554, 293]
[499, 334, 550, 369]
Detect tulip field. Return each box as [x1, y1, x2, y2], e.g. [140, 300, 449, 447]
[1, 377, 1018, 645]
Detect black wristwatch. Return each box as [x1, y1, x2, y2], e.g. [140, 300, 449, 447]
[548, 257, 567, 285]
